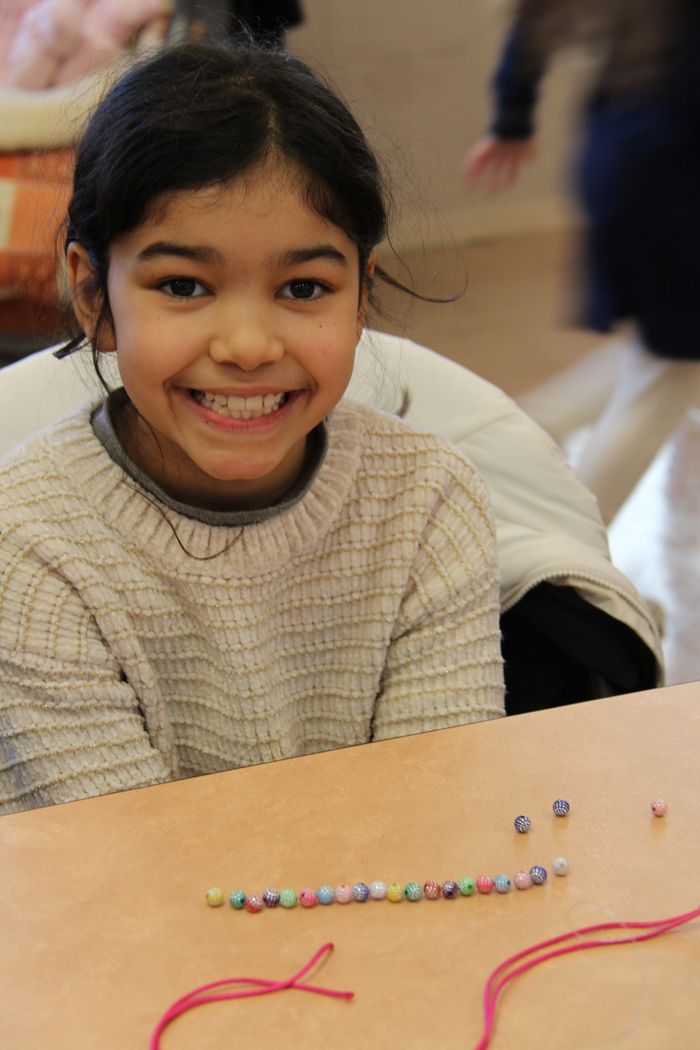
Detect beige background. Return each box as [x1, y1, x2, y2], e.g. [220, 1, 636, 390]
[290, 0, 590, 247]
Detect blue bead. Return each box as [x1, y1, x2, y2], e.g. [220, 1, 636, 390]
[317, 884, 335, 905]
[514, 814, 532, 833]
[529, 865, 548, 885]
[494, 874, 512, 893]
[553, 799, 570, 817]
[352, 882, 370, 902]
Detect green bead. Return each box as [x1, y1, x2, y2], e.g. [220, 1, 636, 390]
[458, 877, 475, 897]
[280, 888, 298, 909]
[228, 889, 246, 909]
[403, 881, 422, 902]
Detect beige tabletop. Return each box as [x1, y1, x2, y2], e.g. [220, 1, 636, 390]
[2, 682, 699, 1049]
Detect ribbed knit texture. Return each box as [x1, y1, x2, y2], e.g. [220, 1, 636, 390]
[0, 398, 504, 814]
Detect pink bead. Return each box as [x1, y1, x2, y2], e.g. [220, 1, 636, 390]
[513, 870, 532, 890]
[299, 888, 318, 908]
[423, 880, 442, 900]
[245, 894, 263, 913]
[476, 875, 494, 894]
[334, 883, 353, 904]
[651, 799, 668, 817]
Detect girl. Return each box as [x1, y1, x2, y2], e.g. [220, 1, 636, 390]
[0, 41, 504, 815]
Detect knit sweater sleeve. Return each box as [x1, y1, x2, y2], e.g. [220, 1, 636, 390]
[371, 458, 504, 741]
[0, 526, 171, 815]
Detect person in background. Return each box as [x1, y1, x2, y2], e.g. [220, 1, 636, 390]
[466, 0, 700, 526]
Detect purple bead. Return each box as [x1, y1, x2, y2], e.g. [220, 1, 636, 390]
[442, 880, 460, 899]
[552, 799, 570, 817]
[262, 888, 280, 908]
[352, 882, 370, 902]
[514, 814, 532, 833]
[529, 865, 548, 885]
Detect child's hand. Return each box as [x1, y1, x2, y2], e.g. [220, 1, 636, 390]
[464, 135, 536, 192]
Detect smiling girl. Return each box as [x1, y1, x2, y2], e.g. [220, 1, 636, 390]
[0, 42, 504, 814]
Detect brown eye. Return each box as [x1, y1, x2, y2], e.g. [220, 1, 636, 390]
[161, 278, 207, 298]
[281, 279, 326, 301]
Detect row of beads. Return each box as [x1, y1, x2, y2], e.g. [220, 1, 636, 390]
[206, 863, 567, 911]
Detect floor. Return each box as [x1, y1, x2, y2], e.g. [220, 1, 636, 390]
[375, 228, 698, 686]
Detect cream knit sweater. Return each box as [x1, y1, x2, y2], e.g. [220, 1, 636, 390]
[0, 398, 504, 814]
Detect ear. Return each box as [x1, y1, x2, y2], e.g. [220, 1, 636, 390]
[357, 248, 377, 336]
[66, 242, 116, 351]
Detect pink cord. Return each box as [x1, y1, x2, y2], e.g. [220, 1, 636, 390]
[149, 941, 353, 1049]
[473, 904, 700, 1050]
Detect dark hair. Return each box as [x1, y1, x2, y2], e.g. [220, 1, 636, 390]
[60, 40, 391, 362]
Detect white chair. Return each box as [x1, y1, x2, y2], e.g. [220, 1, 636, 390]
[0, 329, 663, 710]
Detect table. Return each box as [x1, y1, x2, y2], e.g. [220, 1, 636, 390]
[2, 683, 699, 1048]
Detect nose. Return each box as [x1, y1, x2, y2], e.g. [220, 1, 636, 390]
[208, 302, 284, 371]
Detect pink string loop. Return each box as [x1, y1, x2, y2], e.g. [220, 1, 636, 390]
[149, 941, 353, 1049]
[473, 904, 700, 1050]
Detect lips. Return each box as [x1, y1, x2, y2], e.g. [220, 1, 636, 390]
[190, 389, 289, 420]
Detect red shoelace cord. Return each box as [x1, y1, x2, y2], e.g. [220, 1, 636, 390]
[474, 903, 700, 1049]
[150, 906, 700, 1049]
[149, 942, 352, 1049]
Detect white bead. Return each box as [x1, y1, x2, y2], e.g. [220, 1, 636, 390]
[552, 856, 569, 876]
[369, 880, 387, 900]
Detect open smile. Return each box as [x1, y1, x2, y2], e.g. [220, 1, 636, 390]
[189, 388, 293, 421]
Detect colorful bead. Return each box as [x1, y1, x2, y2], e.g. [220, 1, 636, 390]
[529, 865, 547, 885]
[279, 888, 298, 909]
[651, 799, 668, 817]
[552, 857, 569, 876]
[513, 870, 532, 890]
[442, 879, 460, 899]
[352, 882, 370, 903]
[476, 875, 494, 894]
[458, 877, 476, 897]
[514, 815, 532, 833]
[369, 880, 387, 900]
[317, 884, 335, 905]
[206, 887, 224, 907]
[404, 881, 423, 901]
[423, 880, 442, 900]
[494, 874, 512, 894]
[262, 888, 280, 908]
[553, 799, 570, 817]
[334, 883, 353, 904]
[299, 888, 318, 908]
[387, 882, 403, 902]
[245, 894, 263, 913]
[228, 889, 247, 910]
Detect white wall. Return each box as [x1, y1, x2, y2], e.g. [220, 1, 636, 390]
[289, 0, 589, 249]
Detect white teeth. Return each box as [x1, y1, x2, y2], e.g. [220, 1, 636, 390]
[194, 390, 287, 419]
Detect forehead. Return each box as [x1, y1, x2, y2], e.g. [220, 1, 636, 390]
[125, 164, 358, 260]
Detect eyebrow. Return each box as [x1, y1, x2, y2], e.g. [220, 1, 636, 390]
[136, 241, 349, 269]
[276, 245, 349, 268]
[137, 241, 225, 266]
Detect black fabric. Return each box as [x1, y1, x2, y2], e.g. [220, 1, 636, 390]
[177, 0, 302, 43]
[501, 582, 658, 716]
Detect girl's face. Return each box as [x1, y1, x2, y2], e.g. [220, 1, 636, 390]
[68, 162, 372, 510]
